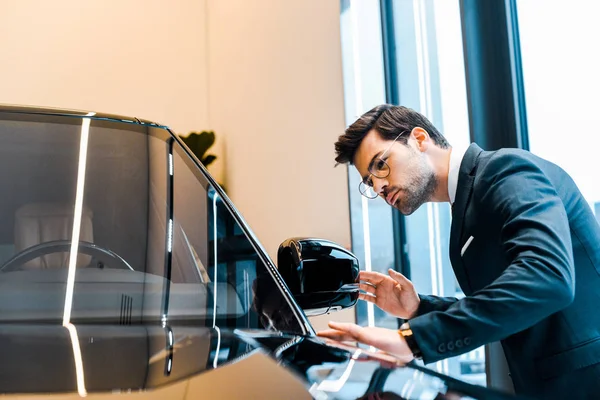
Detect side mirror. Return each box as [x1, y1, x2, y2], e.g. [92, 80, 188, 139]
[277, 238, 360, 316]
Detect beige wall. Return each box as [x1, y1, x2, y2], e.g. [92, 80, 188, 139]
[0, 0, 354, 328]
[207, 0, 350, 256]
[205, 0, 353, 329]
[0, 0, 210, 148]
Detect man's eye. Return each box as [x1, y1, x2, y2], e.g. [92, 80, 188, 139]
[367, 177, 374, 187]
[375, 159, 386, 171]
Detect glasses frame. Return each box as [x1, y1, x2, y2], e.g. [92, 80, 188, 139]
[358, 130, 408, 199]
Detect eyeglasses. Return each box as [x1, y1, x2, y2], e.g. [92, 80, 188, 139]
[358, 130, 408, 199]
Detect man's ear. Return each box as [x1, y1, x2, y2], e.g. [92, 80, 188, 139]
[410, 127, 431, 151]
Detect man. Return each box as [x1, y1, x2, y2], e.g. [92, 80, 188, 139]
[318, 104, 600, 398]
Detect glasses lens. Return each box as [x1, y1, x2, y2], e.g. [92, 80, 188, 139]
[370, 158, 389, 178]
[359, 182, 378, 199]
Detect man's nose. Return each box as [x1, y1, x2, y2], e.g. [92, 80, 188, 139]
[372, 176, 388, 196]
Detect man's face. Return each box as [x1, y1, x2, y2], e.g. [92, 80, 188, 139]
[353, 128, 437, 215]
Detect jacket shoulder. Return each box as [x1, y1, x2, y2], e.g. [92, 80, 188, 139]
[477, 147, 534, 171]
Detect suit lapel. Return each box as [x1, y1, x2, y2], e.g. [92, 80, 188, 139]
[449, 143, 483, 293]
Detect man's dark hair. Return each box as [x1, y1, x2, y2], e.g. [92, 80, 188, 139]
[334, 104, 450, 165]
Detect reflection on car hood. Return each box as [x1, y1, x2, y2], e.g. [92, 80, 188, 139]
[0, 324, 522, 399]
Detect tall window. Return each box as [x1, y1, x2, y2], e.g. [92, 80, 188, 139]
[340, 0, 485, 386]
[340, 0, 395, 331]
[517, 0, 600, 215]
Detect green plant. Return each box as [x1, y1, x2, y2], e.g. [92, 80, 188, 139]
[180, 130, 227, 192]
[180, 130, 217, 167]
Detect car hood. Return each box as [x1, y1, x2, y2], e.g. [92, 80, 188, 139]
[0, 324, 521, 399]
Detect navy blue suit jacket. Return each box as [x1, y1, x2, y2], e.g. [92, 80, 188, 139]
[409, 144, 600, 398]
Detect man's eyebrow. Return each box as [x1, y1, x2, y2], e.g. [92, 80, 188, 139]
[361, 150, 384, 183]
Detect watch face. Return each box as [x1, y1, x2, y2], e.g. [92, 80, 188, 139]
[399, 322, 412, 332]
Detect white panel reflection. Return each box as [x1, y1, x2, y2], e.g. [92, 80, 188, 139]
[386, 367, 447, 400]
[213, 325, 221, 369]
[62, 114, 94, 397]
[65, 323, 87, 397]
[316, 349, 362, 393]
[167, 219, 173, 253]
[212, 192, 222, 368]
[349, 0, 376, 330]
[212, 192, 219, 328]
[63, 114, 93, 325]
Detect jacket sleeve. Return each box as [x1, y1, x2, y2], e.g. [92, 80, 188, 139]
[415, 294, 459, 317]
[409, 152, 575, 364]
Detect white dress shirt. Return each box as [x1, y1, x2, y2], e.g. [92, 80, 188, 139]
[447, 145, 469, 206]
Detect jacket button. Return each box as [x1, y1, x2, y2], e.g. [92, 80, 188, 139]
[447, 342, 455, 351]
[455, 339, 463, 348]
[437, 343, 446, 353]
[464, 337, 472, 346]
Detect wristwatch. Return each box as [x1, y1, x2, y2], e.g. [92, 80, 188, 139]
[398, 322, 422, 360]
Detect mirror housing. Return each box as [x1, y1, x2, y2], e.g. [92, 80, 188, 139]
[277, 238, 360, 316]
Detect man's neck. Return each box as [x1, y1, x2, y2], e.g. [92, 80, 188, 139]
[430, 147, 452, 203]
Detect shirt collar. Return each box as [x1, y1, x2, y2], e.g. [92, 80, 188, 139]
[448, 145, 469, 205]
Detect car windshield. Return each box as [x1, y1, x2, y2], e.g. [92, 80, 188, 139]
[0, 111, 306, 335]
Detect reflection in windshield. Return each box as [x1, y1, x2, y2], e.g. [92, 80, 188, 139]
[63, 114, 93, 398]
[63, 114, 92, 326]
[0, 114, 304, 335]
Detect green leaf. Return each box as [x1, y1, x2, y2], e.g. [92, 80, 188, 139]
[202, 154, 217, 166]
[180, 131, 215, 161]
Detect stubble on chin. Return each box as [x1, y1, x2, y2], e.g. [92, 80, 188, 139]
[394, 172, 438, 216]
[396, 200, 418, 216]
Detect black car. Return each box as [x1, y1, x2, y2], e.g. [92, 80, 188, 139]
[0, 105, 521, 399]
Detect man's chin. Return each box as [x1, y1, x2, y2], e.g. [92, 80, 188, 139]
[394, 201, 420, 216]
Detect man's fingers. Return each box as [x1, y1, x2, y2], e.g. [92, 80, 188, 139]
[359, 283, 376, 295]
[316, 329, 354, 342]
[328, 321, 362, 339]
[359, 292, 377, 303]
[318, 322, 363, 342]
[359, 270, 387, 284]
[388, 269, 411, 285]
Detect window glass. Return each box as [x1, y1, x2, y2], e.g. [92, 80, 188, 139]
[172, 145, 304, 333]
[341, 0, 396, 331]
[517, 0, 600, 213]
[389, 0, 484, 385]
[0, 115, 304, 335]
[340, 0, 485, 385]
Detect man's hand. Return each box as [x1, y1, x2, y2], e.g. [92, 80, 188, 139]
[317, 321, 414, 363]
[359, 269, 420, 319]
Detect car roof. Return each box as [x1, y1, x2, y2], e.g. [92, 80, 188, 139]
[0, 103, 168, 129]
